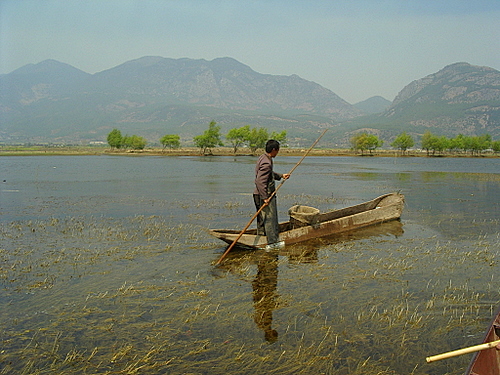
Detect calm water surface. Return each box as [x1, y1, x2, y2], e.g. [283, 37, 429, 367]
[0, 155, 499, 374]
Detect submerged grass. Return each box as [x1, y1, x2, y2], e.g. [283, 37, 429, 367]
[1, 193, 499, 374]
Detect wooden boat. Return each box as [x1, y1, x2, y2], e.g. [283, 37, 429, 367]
[210, 192, 404, 249]
[465, 306, 500, 375]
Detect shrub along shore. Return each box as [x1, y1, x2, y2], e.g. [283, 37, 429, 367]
[0, 145, 498, 157]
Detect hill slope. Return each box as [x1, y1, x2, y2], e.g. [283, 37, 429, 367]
[340, 63, 500, 143]
[1, 59, 499, 147]
[0, 57, 360, 145]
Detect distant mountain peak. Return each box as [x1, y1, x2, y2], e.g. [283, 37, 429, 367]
[391, 62, 500, 106]
[442, 61, 497, 72]
[123, 56, 167, 66]
[11, 59, 88, 76]
[354, 96, 391, 114]
[368, 62, 500, 138]
[2, 58, 498, 144]
[208, 57, 255, 72]
[0, 56, 361, 144]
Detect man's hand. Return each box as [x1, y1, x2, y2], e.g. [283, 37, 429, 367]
[282, 173, 290, 180]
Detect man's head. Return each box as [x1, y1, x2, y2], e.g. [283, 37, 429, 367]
[265, 140, 280, 156]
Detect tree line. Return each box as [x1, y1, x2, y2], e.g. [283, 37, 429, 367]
[107, 130, 148, 150]
[107, 123, 499, 156]
[420, 132, 499, 155]
[350, 131, 500, 155]
[107, 121, 287, 155]
[194, 121, 286, 155]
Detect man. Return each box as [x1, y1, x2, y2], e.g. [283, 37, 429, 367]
[253, 140, 290, 249]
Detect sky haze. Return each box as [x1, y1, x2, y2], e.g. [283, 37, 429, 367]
[1, 0, 499, 103]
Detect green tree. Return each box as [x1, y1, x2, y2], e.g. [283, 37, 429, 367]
[193, 120, 224, 155]
[107, 129, 123, 149]
[461, 135, 473, 154]
[492, 140, 500, 153]
[458, 135, 491, 155]
[121, 135, 131, 149]
[474, 134, 491, 155]
[160, 134, 181, 151]
[351, 132, 383, 155]
[350, 133, 363, 154]
[270, 130, 288, 146]
[421, 131, 434, 156]
[391, 132, 414, 154]
[421, 131, 447, 156]
[122, 134, 131, 149]
[129, 135, 147, 150]
[121, 134, 147, 150]
[448, 134, 465, 153]
[365, 134, 383, 154]
[434, 136, 449, 154]
[226, 125, 250, 154]
[247, 127, 269, 154]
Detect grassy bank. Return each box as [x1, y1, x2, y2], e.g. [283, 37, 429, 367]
[0, 145, 498, 157]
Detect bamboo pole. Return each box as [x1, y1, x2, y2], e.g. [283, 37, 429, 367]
[215, 129, 328, 265]
[426, 339, 500, 363]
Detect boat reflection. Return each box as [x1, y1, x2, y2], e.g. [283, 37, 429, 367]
[213, 220, 404, 342]
[282, 218, 404, 261]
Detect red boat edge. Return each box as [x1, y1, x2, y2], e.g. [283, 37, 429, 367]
[465, 306, 500, 375]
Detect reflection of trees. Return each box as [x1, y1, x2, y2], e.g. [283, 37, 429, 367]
[252, 252, 279, 342]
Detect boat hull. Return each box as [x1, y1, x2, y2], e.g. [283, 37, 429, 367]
[210, 192, 404, 249]
[465, 306, 500, 375]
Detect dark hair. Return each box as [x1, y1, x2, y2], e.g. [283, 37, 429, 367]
[265, 140, 280, 153]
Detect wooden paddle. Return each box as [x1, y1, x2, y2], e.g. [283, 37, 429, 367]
[215, 129, 328, 265]
[426, 339, 500, 363]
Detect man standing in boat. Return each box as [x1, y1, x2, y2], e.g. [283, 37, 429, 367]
[253, 140, 290, 250]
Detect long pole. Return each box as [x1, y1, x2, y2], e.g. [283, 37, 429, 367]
[426, 339, 500, 362]
[215, 129, 328, 265]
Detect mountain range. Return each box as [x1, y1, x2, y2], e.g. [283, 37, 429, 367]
[1, 57, 499, 147]
[339, 62, 500, 145]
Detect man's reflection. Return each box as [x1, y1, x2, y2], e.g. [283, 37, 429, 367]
[213, 220, 404, 343]
[252, 251, 279, 342]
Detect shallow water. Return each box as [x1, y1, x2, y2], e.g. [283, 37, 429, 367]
[0, 155, 499, 374]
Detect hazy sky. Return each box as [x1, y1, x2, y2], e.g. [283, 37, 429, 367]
[1, 0, 499, 103]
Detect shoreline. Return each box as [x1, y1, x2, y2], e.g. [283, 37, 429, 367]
[0, 146, 498, 158]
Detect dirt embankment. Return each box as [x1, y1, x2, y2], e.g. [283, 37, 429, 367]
[0, 146, 498, 158]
